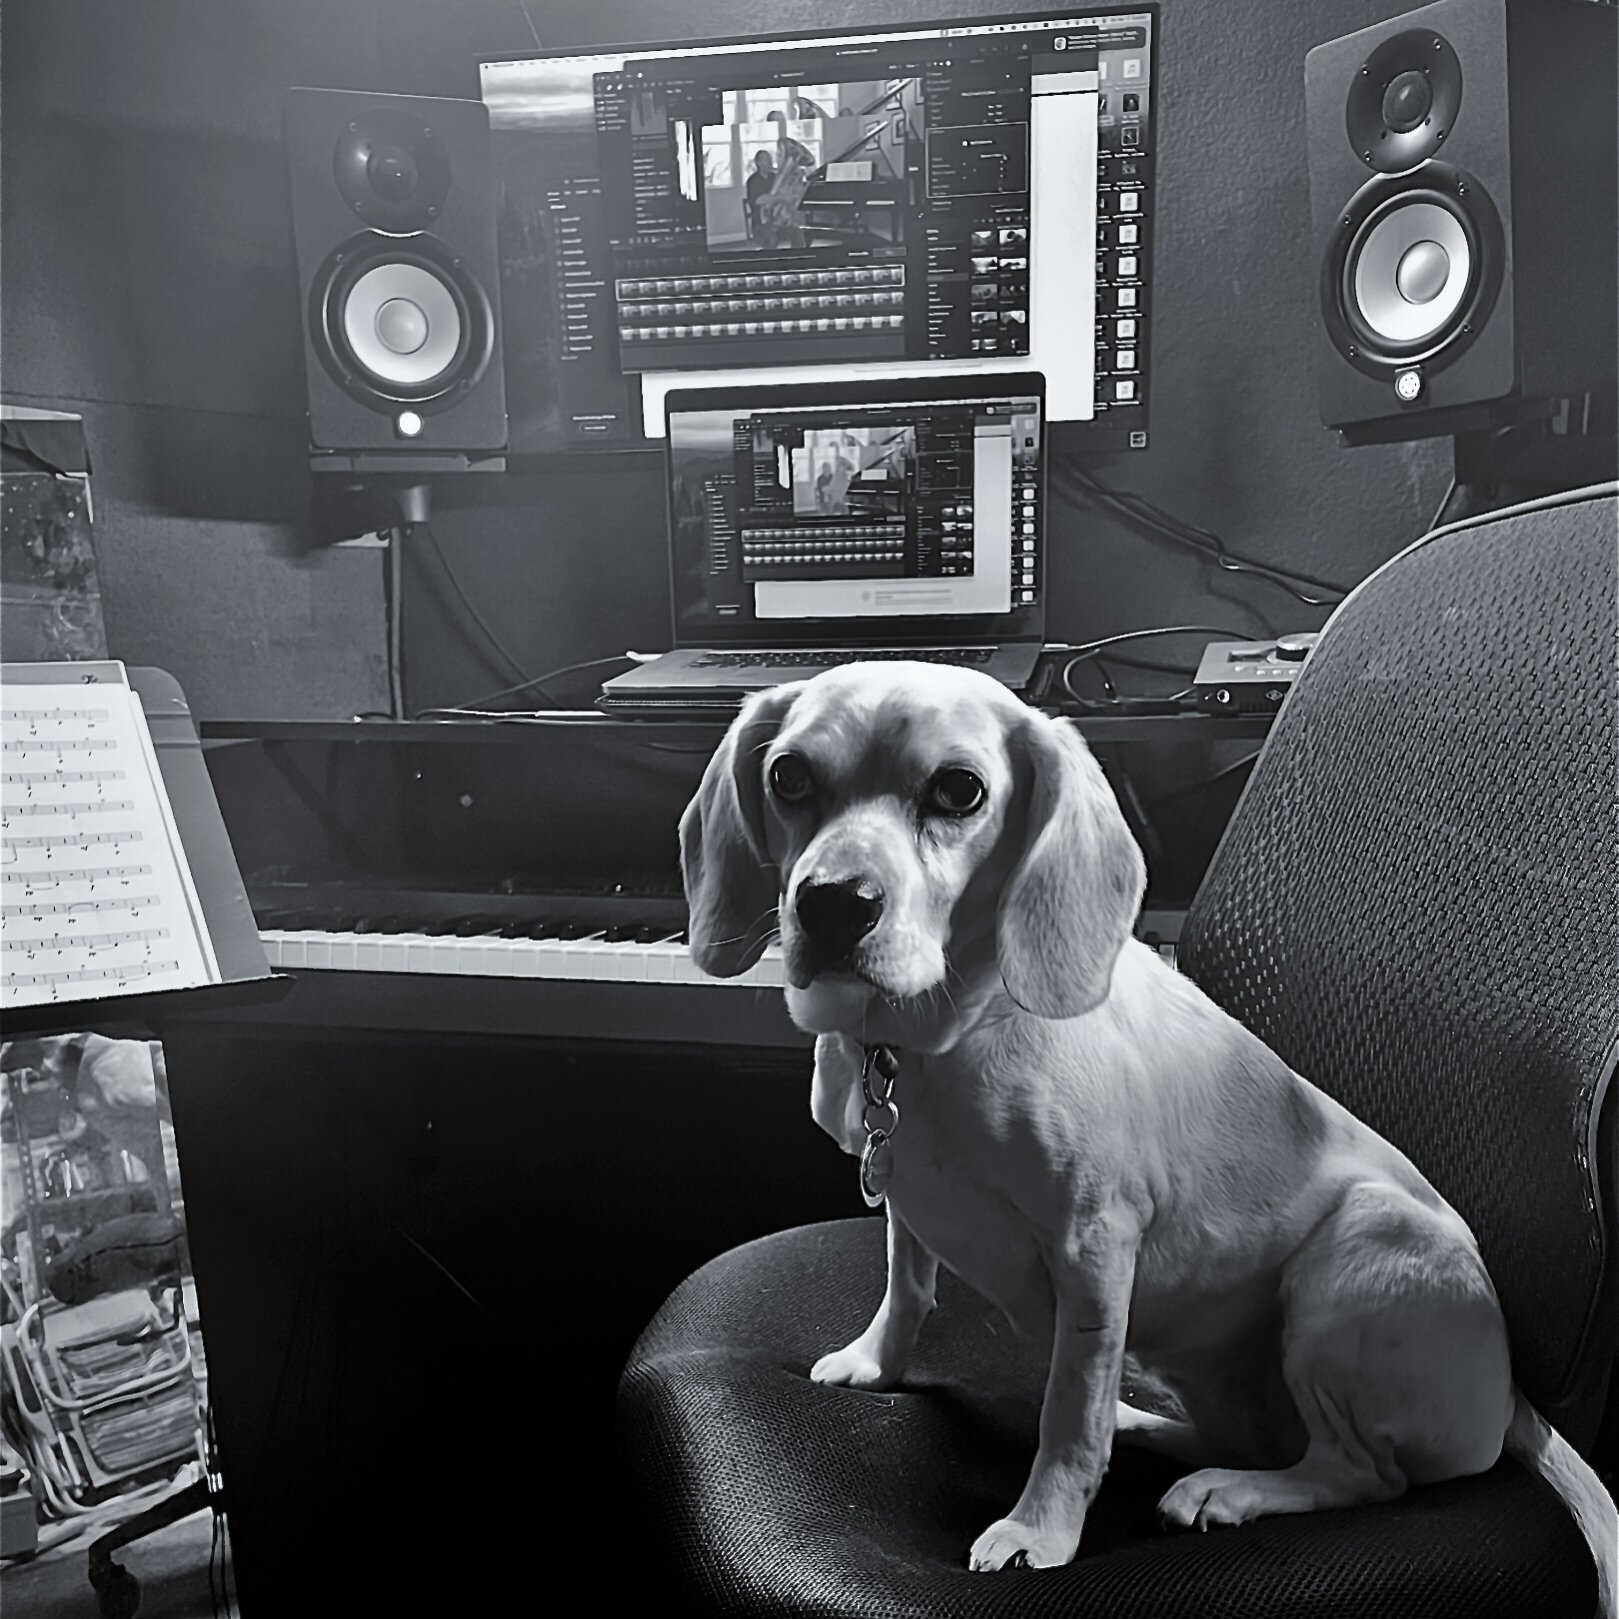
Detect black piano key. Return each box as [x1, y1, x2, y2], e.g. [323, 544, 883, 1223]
[520, 919, 595, 941]
[417, 915, 495, 936]
[447, 915, 508, 936]
[353, 915, 410, 934]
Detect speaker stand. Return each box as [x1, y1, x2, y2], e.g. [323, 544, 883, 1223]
[309, 477, 436, 544]
[1448, 390, 1617, 521]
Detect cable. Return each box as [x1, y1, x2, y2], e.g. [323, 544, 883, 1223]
[1053, 463, 1351, 606]
[411, 520, 532, 688]
[430, 654, 638, 715]
[1060, 465, 1348, 601]
[1146, 750, 1263, 809]
[1426, 475, 1460, 533]
[384, 529, 405, 721]
[1045, 626, 1252, 708]
[1050, 625, 1256, 657]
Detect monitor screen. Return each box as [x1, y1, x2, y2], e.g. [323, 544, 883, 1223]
[481, 7, 1155, 456]
[665, 376, 1043, 645]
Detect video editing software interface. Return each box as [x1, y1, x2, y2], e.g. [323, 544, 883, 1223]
[667, 386, 1043, 641]
[480, 9, 1156, 456]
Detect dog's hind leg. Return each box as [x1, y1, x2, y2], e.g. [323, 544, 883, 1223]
[1159, 1183, 1512, 1533]
[1157, 1440, 1405, 1530]
[810, 1205, 938, 1391]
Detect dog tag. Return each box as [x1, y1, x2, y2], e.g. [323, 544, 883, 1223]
[860, 1129, 894, 1207]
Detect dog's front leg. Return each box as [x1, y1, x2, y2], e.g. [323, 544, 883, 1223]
[809, 1205, 937, 1391]
[970, 1217, 1138, 1572]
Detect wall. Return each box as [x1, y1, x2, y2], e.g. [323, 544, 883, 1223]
[0, 0, 393, 717]
[4, 0, 1450, 719]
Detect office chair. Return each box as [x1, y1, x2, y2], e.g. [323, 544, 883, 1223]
[616, 485, 1618, 1617]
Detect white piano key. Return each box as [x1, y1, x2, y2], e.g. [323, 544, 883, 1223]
[747, 945, 786, 988]
[609, 937, 650, 981]
[319, 932, 359, 970]
[379, 933, 436, 973]
[664, 945, 709, 985]
[558, 933, 610, 980]
[641, 935, 687, 984]
[455, 935, 515, 976]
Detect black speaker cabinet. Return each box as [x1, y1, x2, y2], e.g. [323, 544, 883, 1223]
[285, 88, 507, 473]
[1306, 0, 1616, 444]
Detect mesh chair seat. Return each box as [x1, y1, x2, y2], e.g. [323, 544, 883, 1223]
[620, 1220, 1595, 1617]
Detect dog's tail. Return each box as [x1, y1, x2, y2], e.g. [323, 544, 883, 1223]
[1503, 1385, 1616, 1619]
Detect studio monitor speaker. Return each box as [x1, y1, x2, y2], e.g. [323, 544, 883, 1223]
[285, 88, 507, 473]
[1306, 0, 1616, 444]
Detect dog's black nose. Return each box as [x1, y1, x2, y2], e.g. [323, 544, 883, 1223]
[796, 877, 884, 962]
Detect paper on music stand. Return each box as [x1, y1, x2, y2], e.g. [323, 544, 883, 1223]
[1, 661, 221, 1010]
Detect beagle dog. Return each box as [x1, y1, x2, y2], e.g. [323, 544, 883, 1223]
[680, 662, 1615, 1610]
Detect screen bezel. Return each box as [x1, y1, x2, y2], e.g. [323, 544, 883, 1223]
[478, 5, 1158, 458]
[662, 369, 1047, 649]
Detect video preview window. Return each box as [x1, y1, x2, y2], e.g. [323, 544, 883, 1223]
[699, 80, 922, 255]
[788, 425, 916, 517]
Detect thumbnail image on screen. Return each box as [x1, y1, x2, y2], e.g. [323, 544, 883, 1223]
[481, 10, 1154, 456]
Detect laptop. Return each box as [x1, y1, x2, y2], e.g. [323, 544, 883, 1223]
[599, 371, 1047, 715]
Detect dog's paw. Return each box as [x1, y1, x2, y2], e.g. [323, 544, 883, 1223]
[1157, 1468, 1264, 1532]
[809, 1341, 899, 1390]
[968, 1518, 1077, 1573]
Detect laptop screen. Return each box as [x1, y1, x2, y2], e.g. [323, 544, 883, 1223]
[664, 373, 1045, 647]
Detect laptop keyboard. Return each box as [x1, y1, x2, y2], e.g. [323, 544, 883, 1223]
[692, 648, 996, 670]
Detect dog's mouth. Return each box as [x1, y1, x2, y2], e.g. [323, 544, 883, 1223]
[788, 956, 882, 994]
[786, 948, 930, 1009]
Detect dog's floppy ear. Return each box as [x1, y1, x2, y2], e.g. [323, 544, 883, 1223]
[997, 710, 1146, 1018]
[680, 683, 804, 977]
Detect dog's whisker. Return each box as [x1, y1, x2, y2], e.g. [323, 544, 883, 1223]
[689, 905, 780, 951]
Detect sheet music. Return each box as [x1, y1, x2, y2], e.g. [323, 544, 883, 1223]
[1, 662, 221, 1009]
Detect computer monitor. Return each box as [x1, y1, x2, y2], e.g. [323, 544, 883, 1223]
[480, 7, 1157, 457]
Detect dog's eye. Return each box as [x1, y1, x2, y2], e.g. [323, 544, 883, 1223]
[927, 767, 986, 816]
[768, 752, 814, 804]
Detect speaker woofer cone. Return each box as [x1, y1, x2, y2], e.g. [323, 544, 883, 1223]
[310, 234, 495, 412]
[341, 263, 464, 386]
[1320, 163, 1503, 378]
[1348, 198, 1471, 349]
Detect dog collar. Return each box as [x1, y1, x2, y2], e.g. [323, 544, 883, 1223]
[859, 1044, 901, 1208]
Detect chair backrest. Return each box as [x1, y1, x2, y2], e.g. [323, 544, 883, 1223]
[1179, 486, 1619, 1448]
